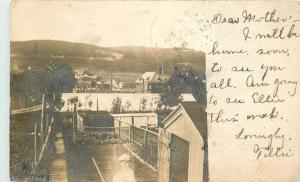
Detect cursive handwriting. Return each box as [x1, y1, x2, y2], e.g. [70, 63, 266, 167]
[208, 41, 248, 55]
[209, 109, 239, 123]
[246, 106, 279, 120]
[235, 127, 294, 159]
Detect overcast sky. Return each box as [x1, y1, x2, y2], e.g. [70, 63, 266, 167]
[11, 1, 213, 51]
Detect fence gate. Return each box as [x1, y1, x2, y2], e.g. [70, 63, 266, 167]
[170, 134, 189, 182]
[157, 131, 190, 182]
[157, 129, 171, 182]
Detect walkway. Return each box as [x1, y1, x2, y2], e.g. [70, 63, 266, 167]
[49, 132, 68, 182]
[63, 142, 157, 182]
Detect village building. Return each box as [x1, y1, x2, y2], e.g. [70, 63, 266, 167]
[118, 82, 136, 92]
[161, 102, 208, 182]
[74, 70, 84, 79]
[147, 82, 167, 93]
[136, 72, 161, 93]
[74, 70, 98, 81]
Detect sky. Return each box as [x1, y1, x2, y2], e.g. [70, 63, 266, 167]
[11, 1, 213, 51]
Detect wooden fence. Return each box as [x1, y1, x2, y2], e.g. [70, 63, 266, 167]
[11, 105, 43, 115]
[117, 119, 161, 171]
[65, 111, 173, 181]
[10, 94, 55, 181]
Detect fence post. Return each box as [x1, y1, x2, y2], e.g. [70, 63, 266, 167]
[34, 123, 37, 167]
[130, 119, 134, 148]
[72, 112, 76, 143]
[118, 120, 121, 138]
[128, 125, 131, 147]
[45, 113, 48, 135]
[143, 129, 148, 161]
[147, 116, 149, 129]
[131, 125, 134, 147]
[157, 128, 171, 182]
[40, 94, 45, 144]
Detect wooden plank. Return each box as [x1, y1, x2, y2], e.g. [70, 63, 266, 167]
[49, 132, 68, 182]
[91, 157, 106, 182]
[35, 117, 54, 168]
[157, 129, 171, 182]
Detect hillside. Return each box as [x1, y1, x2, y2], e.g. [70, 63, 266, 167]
[11, 40, 206, 80]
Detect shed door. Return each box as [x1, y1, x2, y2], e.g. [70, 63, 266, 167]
[170, 134, 189, 182]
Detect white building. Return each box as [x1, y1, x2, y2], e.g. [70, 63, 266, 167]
[61, 93, 160, 112]
[61, 93, 197, 113]
[136, 72, 160, 93]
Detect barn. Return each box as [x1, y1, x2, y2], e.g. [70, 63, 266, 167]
[161, 102, 208, 182]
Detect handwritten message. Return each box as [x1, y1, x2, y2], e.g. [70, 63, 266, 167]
[206, 3, 300, 182]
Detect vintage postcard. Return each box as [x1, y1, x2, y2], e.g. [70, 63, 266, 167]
[10, 1, 300, 182]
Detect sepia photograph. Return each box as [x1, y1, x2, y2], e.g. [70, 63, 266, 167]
[8, 1, 300, 182]
[10, 1, 208, 182]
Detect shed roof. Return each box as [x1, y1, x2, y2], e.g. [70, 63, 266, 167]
[181, 102, 207, 141]
[163, 102, 207, 141]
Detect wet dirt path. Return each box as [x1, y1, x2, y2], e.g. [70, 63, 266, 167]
[63, 135, 157, 182]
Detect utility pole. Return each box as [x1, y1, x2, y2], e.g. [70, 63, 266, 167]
[97, 97, 99, 111]
[110, 70, 113, 93]
[72, 112, 75, 143]
[72, 101, 77, 143]
[40, 93, 45, 144]
[142, 79, 144, 93]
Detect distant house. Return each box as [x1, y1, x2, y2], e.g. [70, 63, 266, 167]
[74, 70, 84, 79]
[119, 82, 136, 92]
[161, 102, 208, 182]
[136, 72, 161, 93]
[147, 82, 167, 93]
[82, 73, 97, 80]
[99, 81, 112, 92]
[76, 80, 92, 89]
[74, 70, 97, 81]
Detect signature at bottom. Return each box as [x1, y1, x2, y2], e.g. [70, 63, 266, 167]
[253, 144, 294, 159]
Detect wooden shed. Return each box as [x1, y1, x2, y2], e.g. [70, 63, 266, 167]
[77, 111, 113, 131]
[161, 102, 208, 182]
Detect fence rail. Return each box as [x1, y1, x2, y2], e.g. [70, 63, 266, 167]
[115, 119, 160, 171]
[11, 105, 43, 115]
[67, 113, 168, 173]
